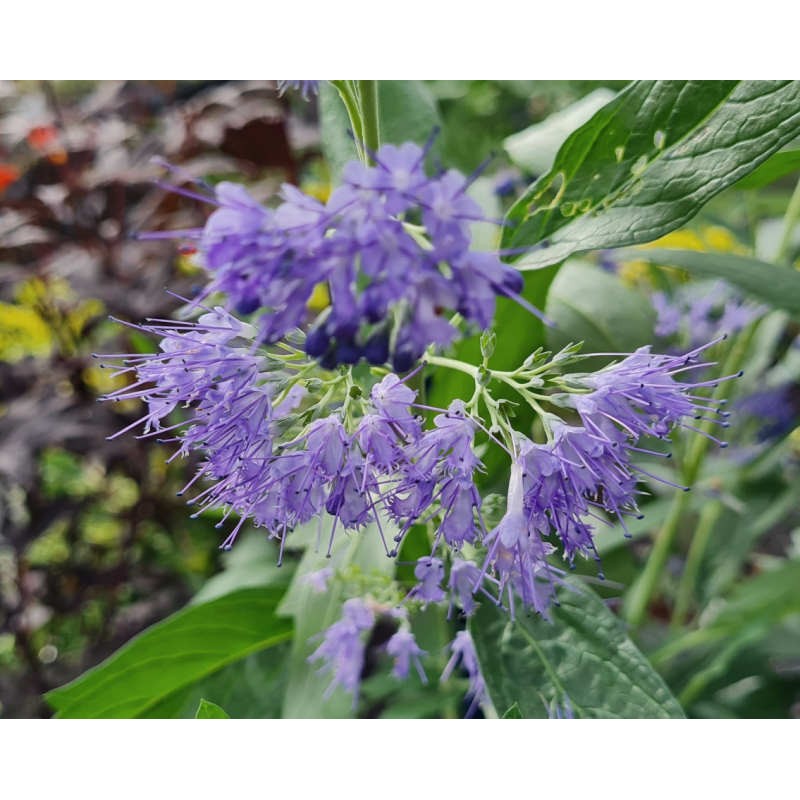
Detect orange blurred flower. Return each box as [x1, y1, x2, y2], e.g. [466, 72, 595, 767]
[0, 163, 20, 193]
[27, 125, 59, 151]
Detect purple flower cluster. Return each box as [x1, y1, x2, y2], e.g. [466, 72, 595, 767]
[652, 281, 761, 347]
[167, 142, 523, 372]
[478, 342, 736, 617]
[104, 322, 487, 560]
[106, 127, 748, 717]
[105, 306, 735, 628]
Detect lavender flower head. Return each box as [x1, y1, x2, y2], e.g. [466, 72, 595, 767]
[150, 141, 528, 372]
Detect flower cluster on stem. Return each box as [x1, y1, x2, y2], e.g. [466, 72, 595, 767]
[105, 121, 742, 713]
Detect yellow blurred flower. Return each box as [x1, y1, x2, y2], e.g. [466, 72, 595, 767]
[617, 224, 747, 288]
[307, 281, 331, 313]
[302, 179, 332, 203]
[0, 303, 53, 362]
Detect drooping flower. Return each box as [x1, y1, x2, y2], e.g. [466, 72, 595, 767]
[569, 340, 736, 445]
[481, 443, 563, 618]
[387, 400, 484, 549]
[448, 558, 484, 617]
[409, 556, 446, 604]
[386, 629, 427, 682]
[441, 630, 486, 718]
[309, 598, 374, 699]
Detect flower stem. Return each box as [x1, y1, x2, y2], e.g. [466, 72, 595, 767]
[357, 80, 381, 163]
[425, 354, 479, 379]
[776, 174, 800, 265]
[670, 497, 723, 628]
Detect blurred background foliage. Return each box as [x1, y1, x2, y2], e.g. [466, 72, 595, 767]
[1, 80, 799, 718]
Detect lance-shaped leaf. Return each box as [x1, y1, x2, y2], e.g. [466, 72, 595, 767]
[469, 581, 685, 718]
[503, 81, 800, 268]
[45, 586, 292, 718]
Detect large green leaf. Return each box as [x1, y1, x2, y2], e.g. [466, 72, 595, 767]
[631, 248, 800, 316]
[470, 581, 685, 718]
[545, 259, 656, 356]
[503, 81, 800, 268]
[319, 81, 442, 178]
[278, 517, 396, 718]
[45, 586, 292, 718]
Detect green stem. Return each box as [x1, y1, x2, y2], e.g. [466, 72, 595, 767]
[670, 498, 723, 629]
[622, 327, 753, 628]
[776, 174, 800, 264]
[329, 80, 365, 163]
[425, 353, 479, 379]
[357, 80, 381, 162]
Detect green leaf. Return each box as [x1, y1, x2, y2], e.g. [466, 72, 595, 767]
[735, 148, 800, 190]
[140, 645, 291, 719]
[501, 702, 523, 719]
[45, 586, 292, 718]
[318, 83, 359, 180]
[545, 259, 656, 356]
[503, 81, 800, 268]
[470, 580, 685, 718]
[630, 248, 800, 316]
[319, 81, 442, 179]
[278, 516, 396, 718]
[656, 561, 800, 706]
[190, 529, 290, 605]
[195, 699, 230, 719]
